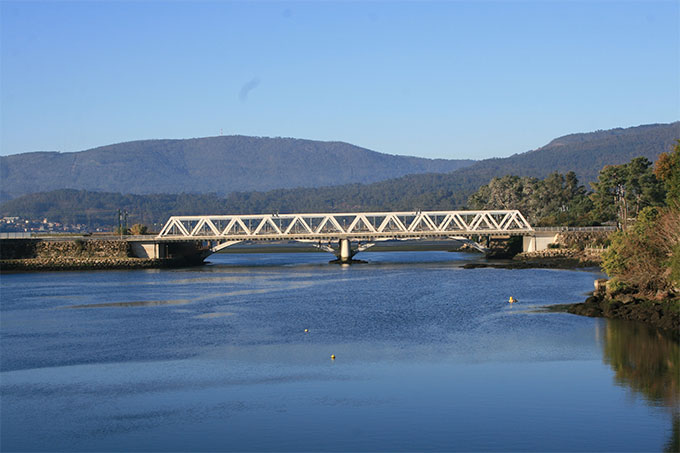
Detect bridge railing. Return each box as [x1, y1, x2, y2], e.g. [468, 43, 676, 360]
[532, 226, 617, 232]
[157, 210, 533, 240]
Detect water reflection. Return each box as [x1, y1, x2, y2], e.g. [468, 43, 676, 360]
[62, 299, 191, 309]
[602, 320, 679, 452]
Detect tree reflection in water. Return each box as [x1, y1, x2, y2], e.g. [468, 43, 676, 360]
[602, 319, 679, 452]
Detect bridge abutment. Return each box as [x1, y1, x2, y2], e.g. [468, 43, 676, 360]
[522, 231, 559, 252]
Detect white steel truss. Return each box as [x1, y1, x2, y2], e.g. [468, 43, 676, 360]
[157, 210, 533, 240]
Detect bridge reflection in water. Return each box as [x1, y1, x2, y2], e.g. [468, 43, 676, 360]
[156, 210, 533, 262]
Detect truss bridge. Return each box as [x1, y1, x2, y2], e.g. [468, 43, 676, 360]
[157, 210, 533, 262]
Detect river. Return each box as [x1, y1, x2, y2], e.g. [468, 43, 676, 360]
[1, 251, 677, 451]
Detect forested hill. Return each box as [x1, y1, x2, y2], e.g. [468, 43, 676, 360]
[472, 122, 680, 184]
[219, 122, 680, 213]
[1, 122, 677, 227]
[0, 136, 474, 200]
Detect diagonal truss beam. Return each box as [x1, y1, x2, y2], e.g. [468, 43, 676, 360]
[157, 210, 533, 240]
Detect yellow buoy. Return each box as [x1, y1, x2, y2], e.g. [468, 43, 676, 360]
[304, 329, 308, 333]
[331, 354, 336, 360]
[508, 296, 516, 304]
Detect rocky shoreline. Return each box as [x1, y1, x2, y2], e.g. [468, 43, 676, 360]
[549, 295, 680, 338]
[463, 247, 602, 270]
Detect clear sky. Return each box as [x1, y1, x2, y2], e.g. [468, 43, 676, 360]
[1, 0, 678, 159]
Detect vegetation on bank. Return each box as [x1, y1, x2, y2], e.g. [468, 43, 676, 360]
[478, 140, 680, 329]
[601, 142, 679, 301]
[555, 142, 680, 331]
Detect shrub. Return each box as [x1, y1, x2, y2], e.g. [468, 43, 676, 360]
[602, 207, 680, 298]
[606, 277, 630, 296]
[130, 224, 149, 235]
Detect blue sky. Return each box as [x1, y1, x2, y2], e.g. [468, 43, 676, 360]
[1, 0, 678, 159]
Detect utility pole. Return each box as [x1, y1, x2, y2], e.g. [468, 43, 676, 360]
[615, 184, 628, 230]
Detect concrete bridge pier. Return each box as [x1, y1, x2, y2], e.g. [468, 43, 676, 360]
[339, 238, 353, 263]
[334, 239, 376, 263]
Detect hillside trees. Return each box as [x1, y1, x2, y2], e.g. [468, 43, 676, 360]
[589, 157, 665, 228]
[467, 171, 594, 226]
[601, 142, 680, 299]
[654, 140, 680, 205]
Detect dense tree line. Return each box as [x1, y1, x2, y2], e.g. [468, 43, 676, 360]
[590, 157, 666, 226]
[468, 157, 667, 227]
[467, 172, 593, 226]
[601, 141, 679, 300]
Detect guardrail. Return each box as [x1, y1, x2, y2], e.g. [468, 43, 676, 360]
[0, 232, 35, 239]
[0, 233, 158, 240]
[532, 226, 617, 232]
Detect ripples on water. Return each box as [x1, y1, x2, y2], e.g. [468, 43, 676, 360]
[1, 251, 677, 451]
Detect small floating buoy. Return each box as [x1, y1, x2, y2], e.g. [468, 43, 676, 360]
[304, 329, 308, 333]
[508, 296, 516, 304]
[331, 354, 336, 360]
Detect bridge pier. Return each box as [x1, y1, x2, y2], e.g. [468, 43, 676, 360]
[339, 238, 352, 263]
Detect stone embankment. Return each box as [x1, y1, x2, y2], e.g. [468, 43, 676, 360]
[462, 230, 610, 269]
[510, 229, 610, 268]
[554, 231, 610, 249]
[513, 247, 605, 268]
[0, 238, 195, 272]
[0, 257, 172, 272]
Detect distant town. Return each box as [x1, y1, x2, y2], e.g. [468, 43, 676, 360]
[1, 216, 103, 234]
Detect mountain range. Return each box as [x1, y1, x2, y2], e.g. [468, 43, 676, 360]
[0, 136, 474, 200]
[1, 122, 678, 227]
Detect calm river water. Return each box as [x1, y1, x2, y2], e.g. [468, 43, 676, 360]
[1, 251, 678, 452]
